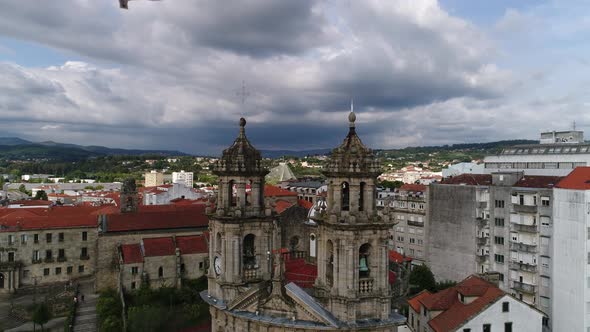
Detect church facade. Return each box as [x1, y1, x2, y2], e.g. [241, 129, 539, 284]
[201, 114, 405, 331]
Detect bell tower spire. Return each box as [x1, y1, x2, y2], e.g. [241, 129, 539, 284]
[313, 106, 395, 323]
[207, 117, 274, 304]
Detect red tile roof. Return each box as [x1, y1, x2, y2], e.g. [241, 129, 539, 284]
[298, 199, 313, 210]
[408, 275, 505, 332]
[514, 175, 563, 188]
[557, 166, 590, 190]
[121, 243, 143, 264]
[0, 205, 113, 232]
[389, 250, 412, 263]
[440, 174, 492, 186]
[142, 237, 176, 257]
[103, 205, 208, 232]
[264, 185, 297, 197]
[275, 199, 295, 214]
[408, 290, 431, 313]
[284, 256, 317, 289]
[9, 200, 53, 206]
[400, 184, 427, 192]
[176, 234, 208, 255]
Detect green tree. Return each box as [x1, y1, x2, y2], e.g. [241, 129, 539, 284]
[32, 302, 51, 332]
[18, 184, 27, 194]
[34, 190, 48, 201]
[435, 280, 457, 291]
[379, 180, 404, 189]
[409, 264, 436, 295]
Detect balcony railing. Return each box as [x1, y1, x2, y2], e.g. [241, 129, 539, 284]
[44, 257, 54, 263]
[512, 223, 538, 233]
[476, 253, 489, 263]
[512, 204, 537, 214]
[80, 255, 90, 261]
[510, 242, 537, 253]
[512, 281, 536, 294]
[359, 277, 374, 295]
[57, 256, 67, 262]
[510, 261, 537, 273]
[407, 220, 424, 227]
[243, 267, 259, 282]
[477, 237, 489, 246]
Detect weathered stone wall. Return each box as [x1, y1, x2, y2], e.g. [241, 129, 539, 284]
[96, 229, 204, 291]
[0, 226, 97, 291]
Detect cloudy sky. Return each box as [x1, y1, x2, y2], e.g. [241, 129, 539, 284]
[0, 0, 588, 154]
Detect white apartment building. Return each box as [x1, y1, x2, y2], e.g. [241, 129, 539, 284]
[484, 130, 590, 176]
[172, 170, 193, 188]
[389, 184, 428, 266]
[144, 170, 164, 187]
[552, 167, 590, 332]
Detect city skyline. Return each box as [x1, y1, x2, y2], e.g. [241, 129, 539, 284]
[0, 0, 588, 154]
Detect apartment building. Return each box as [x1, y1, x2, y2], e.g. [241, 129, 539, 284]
[552, 167, 590, 331]
[172, 170, 194, 188]
[388, 184, 428, 266]
[429, 172, 560, 328]
[144, 170, 164, 187]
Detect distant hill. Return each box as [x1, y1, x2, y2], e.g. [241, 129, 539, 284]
[261, 149, 332, 158]
[0, 137, 187, 161]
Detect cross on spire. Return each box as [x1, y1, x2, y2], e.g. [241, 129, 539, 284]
[236, 80, 251, 107]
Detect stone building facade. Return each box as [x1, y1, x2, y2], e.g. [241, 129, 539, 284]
[0, 205, 104, 293]
[202, 114, 405, 332]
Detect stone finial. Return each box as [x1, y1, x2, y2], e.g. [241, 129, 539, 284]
[348, 99, 356, 128]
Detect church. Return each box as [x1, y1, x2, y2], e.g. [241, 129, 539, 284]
[201, 111, 405, 331]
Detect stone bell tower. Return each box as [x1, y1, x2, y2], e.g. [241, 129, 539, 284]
[207, 117, 275, 304]
[314, 107, 395, 322]
[120, 177, 138, 213]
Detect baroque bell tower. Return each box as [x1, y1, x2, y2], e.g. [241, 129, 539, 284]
[207, 117, 274, 304]
[314, 107, 395, 322]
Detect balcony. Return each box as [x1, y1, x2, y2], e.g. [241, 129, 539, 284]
[510, 261, 537, 273]
[57, 256, 67, 262]
[512, 281, 536, 294]
[44, 257, 54, 263]
[0, 261, 23, 269]
[359, 277, 374, 295]
[407, 220, 424, 227]
[243, 267, 260, 282]
[80, 255, 90, 261]
[477, 237, 489, 246]
[512, 204, 537, 214]
[476, 253, 489, 263]
[512, 223, 538, 233]
[510, 242, 537, 253]
[477, 201, 487, 209]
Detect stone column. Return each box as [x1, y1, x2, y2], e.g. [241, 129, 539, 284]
[350, 183, 360, 213]
[327, 183, 334, 211]
[251, 180, 261, 209]
[236, 180, 246, 210]
[365, 183, 375, 215]
[332, 182, 342, 213]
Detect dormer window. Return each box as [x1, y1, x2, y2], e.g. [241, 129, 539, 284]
[460, 293, 465, 303]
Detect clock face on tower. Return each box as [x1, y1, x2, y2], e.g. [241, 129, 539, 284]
[214, 256, 222, 276]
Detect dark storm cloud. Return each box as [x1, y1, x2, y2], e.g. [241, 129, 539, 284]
[0, 0, 531, 153]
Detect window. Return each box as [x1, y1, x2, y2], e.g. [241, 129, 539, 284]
[199, 262, 204, 269]
[494, 254, 504, 263]
[180, 263, 186, 274]
[483, 324, 491, 332]
[55, 267, 62, 275]
[58, 249, 65, 259]
[67, 266, 73, 274]
[82, 231, 87, 241]
[495, 200, 505, 208]
[541, 197, 550, 207]
[20, 234, 27, 244]
[78, 265, 85, 273]
[46, 233, 52, 243]
[495, 218, 505, 227]
[131, 266, 138, 275]
[80, 247, 88, 258]
[32, 250, 40, 262]
[463, 329, 471, 332]
[43, 268, 50, 276]
[504, 322, 512, 332]
[410, 238, 416, 244]
[131, 282, 136, 290]
[8, 252, 14, 262]
[158, 266, 164, 278]
[34, 234, 39, 244]
[494, 236, 505, 245]
[45, 250, 53, 260]
[502, 302, 509, 312]
[8, 235, 15, 245]
[58, 232, 64, 242]
[418, 239, 423, 246]
[499, 273, 504, 282]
